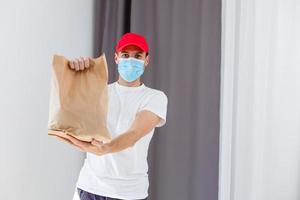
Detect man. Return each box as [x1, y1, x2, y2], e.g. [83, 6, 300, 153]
[66, 32, 168, 200]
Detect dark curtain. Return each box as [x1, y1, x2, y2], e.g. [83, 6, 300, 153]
[92, 0, 132, 83]
[93, 0, 221, 199]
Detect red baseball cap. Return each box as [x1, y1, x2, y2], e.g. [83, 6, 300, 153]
[115, 32, 149, 53]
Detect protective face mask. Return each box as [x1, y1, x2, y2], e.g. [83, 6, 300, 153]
[117, 57, 145, 82]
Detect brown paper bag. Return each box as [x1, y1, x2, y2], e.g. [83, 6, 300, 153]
[48, 53, 111, 143]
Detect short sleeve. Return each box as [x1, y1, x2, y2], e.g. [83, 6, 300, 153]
[139, 91, 168, 127]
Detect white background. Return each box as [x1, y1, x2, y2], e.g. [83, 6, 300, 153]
[0, 1, 94, 199]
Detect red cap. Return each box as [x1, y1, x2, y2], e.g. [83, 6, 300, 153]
[115, 32, 149, 53]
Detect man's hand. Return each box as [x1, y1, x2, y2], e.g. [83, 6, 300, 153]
[64, 134, 111, 156]
[69, 57, 92, 71]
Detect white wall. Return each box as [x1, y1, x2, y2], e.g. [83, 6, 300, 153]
[0, 1, 94, 199]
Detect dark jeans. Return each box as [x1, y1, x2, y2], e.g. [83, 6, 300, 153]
[77, 187, 148, 200]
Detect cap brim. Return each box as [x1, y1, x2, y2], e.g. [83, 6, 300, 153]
[117, 42, 148, 52]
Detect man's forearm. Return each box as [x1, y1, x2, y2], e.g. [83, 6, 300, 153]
[104, 110, 161, 154]
[107, 130, 139, 153]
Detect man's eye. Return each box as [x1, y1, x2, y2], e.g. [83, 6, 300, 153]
[121, 54, 129, 58]
[135, 55, 142, 59]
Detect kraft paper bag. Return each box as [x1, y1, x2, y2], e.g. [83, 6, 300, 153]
[48, 53, 111, 143]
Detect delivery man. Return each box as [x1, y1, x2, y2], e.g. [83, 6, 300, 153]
[65, 32, 168, 200]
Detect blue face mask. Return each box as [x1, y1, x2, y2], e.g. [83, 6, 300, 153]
[117, 58, 145, 82]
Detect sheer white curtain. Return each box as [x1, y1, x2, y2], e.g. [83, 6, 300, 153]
[219, 0, 300, 200]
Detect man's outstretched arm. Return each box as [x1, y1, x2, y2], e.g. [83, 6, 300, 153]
[65, 110, 162, 156]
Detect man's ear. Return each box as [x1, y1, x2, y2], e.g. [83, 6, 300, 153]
[114, 52, 119, 64]
[144, 54, 150, 67]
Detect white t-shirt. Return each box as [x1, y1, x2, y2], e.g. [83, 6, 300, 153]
[73, 81, 168, 200]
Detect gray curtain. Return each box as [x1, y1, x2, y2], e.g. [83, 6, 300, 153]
[93, 0, 221, 199]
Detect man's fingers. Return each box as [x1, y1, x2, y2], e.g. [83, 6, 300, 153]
[53, 135, 74, 145]
[84, 57, 90, 68]
[75, 58, 83, 70]
[74, 59, 80, 71]
[69, 60, 75, 69]
[78, 57, 85, 70]
[91, 139, 104, 147]
[69, 57, 91, 71]
[65, 134, 90, 148]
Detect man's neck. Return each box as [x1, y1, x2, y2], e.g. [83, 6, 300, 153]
[117, 78, 142, 87]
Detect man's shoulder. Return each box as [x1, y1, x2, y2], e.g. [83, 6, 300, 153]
[143, 85, 168, 100]
[144, 86, 164, 94]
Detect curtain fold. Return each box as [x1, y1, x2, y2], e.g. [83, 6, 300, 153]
[220, 0, 300, 200]
[93, 0, 131, 83]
